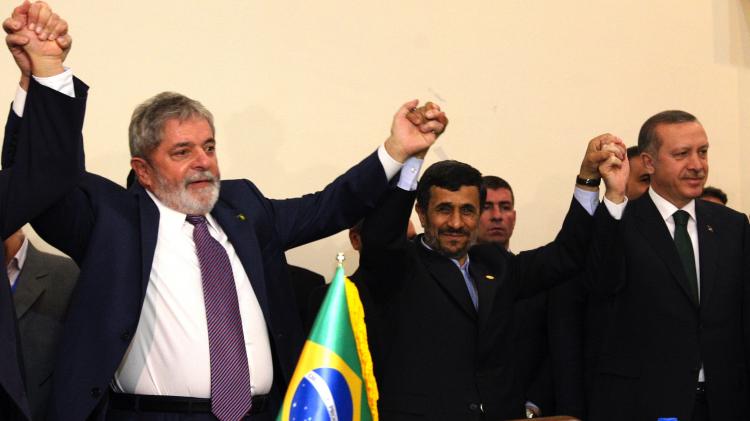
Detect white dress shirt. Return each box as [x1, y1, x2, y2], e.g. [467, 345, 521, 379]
[112, 191, 274, 396]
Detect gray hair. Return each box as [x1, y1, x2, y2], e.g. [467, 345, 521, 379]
[129, 92, 215, 158]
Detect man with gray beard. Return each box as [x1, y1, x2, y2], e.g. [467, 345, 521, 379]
[3, 3, 448, 419]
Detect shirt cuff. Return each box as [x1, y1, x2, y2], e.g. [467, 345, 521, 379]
[13, 67, 75, 117]
[377, 144, 403, 181]
[573, 186, 600, 216]
[397, 157, 423, 191]
[12, 85, 26, 117]
[602, 196, 628, 220]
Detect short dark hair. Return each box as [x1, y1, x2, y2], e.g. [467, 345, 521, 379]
[416, 160, 483, 211]
[626, 145, 640, 159]
[638, 110, 698, 155]
[481, 175, 514, 205]
[701, 186, 728, 205]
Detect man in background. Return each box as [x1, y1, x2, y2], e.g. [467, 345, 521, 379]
[699, 186, 727, 206]
[5, 229, 78, 420]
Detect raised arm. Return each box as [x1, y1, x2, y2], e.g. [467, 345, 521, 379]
[270, 100, 445, 250]
[0, 1, 84, 238]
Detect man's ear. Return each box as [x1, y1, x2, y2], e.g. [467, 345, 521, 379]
[130, 157, 153, 189]
[641, 152, 655, 174]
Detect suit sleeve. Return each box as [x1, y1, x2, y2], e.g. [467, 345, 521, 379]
[358, 187, 416, 301]
[0, 77, 87, 239]
[265, 151, 392, 250]
[546, 275, 587, 418]
[743, 217, 750, 394]
[583, 200, 627, 296]
[472, 197, 595, 300]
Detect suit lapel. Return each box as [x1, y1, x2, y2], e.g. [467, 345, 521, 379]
[13, 243, 48, 319]
[134, 185, 160, 301]
[633, 195, 699, 308]
[416, 241, 477, 320]
[471, 258, 499, 330]
[211, 201, 271, 318]
[695, 201, 718, 307]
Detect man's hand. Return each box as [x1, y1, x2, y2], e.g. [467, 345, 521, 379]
[599, 142, 629, 204]
[384, 100, 448, 162]
[578, 133, 625, 191]
[4, 1, 71, 88]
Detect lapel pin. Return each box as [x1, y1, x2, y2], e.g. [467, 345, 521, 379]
[706, 225, 714, 233]
[237, 213, 246, 221]
[485, 275, 495, 280]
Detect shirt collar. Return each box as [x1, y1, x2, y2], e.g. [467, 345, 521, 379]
[648, 187, 696, 223]
[146, 189, 220, 232]
[11, 236, 30, 273]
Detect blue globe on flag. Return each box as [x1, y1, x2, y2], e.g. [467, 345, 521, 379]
[289, 367, 354, 421]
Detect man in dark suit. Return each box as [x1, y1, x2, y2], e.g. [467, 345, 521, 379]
[357, 134, 625, 421]
[476, 175, 554, 418]
[587, 110, 750, 421]
[4, 4, 449, 418]
[4, 229, 78, 420]
[546, 145, 651, 420]
[0, 3, 77, 418]
[286, 263, 325, 331]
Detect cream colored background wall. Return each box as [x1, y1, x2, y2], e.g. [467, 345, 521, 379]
[1, 0, 748, 278]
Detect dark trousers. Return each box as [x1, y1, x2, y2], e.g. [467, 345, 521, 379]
[691, 390, 709, 421]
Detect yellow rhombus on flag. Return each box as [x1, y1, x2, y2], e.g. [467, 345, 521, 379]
[277, 256, 379, 421]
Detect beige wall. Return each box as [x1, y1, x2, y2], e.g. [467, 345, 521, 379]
[1, 0, 748, 278]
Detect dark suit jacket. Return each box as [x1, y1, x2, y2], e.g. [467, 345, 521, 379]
[512, 292, 554, 415]
[547, 274, 613, 420]
[0, 78, 85, 420]
[359, 188, 594, 421]
[13, 77, 391, 420]
[587, 193, 750, 421]
[286, 264, 325, 331]
[13, 242, 78, 420]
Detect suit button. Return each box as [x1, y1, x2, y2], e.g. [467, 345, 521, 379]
[90, 387, 101, 398]
[121, 331, 132, 341]
[276, 332, 284, 340]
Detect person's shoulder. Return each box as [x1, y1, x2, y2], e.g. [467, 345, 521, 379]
[468, 242, 512, 264]
[220, 178, 261, 195]
[697, 199, 747, 224]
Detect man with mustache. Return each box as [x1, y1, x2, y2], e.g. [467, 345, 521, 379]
[587, 110, 750, 421]
[355, 133, 625, 420]
[2, 2, 449, 420]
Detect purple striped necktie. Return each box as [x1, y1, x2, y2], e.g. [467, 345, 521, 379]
[187, 215, 252, 421]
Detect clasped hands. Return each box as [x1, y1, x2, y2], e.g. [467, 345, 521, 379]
[4, 1, 70, 85]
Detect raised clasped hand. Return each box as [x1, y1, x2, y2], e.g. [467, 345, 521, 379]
[385, 99, 448, 162]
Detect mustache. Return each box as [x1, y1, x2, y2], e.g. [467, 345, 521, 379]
[438, 227, 471, 236]
[184, 171, 219, 186]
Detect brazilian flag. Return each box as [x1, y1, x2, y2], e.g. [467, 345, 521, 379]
[277, 258, 379, 421]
